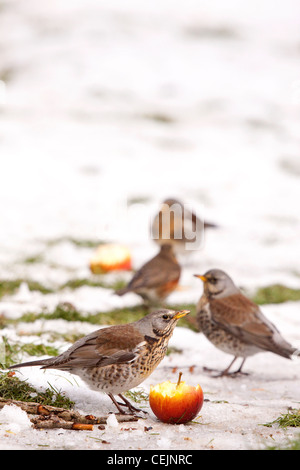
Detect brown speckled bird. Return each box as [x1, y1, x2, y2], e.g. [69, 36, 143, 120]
[194, 269, 297, 377]
[152, 198, 217, 254]
[9, 309, 190, 414]
[115, 244, 181, 305]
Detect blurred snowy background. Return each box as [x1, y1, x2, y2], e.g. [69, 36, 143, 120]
[0, 0, 300, 451]
[0, 0, 299, 290]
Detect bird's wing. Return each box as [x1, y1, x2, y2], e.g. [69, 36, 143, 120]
[209, 294, 294, 357]
[43, 325, 147, 370]
[127, 258, 180, 291]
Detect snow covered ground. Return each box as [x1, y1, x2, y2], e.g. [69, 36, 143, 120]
[0, 0, 300, 451]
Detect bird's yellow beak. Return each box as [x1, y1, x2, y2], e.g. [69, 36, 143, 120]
[174, 310, 190, 319]
[194, 274, 207, 282]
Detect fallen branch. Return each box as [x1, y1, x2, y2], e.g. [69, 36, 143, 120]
[31, 415, 95, 430]
[0, 397, 139, 430]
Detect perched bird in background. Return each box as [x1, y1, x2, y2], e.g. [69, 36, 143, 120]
[115, 244, 181, 305]
[194, 269, 297, 377]
[152, 198, 217, 254]
[9, 309, 190, 414]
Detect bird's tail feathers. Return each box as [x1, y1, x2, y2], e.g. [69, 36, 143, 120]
[276, 344, 298, 360]
[8, 358, 53, 370]
[115, 287, 129, 296]
[204, 221, 218, 229]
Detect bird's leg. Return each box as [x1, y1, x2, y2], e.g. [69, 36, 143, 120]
[203, 356, 238, 377]
[231, 358, 249, 376]
[219, 356, 239, 377]
[204, 357, 249, 378]
[118, 394, 148, 414]
[107, 393, 128, 414]
[139, 295, 151, 311]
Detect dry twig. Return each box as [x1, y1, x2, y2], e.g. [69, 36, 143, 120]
[0, 397, 139, 430]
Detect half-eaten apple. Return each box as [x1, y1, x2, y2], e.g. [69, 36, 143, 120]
[149, 372, 203, 424]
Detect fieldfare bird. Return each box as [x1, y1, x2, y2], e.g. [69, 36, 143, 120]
[152, 198, 217, 254]
[9, 309, 190, 414]
[194, 269, 297, 377]
[115, 244, 181, 305]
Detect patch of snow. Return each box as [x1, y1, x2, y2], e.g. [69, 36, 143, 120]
[0, 404, 32, 433]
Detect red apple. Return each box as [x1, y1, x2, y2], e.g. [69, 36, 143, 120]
[90, 244, 132, 273]
[149, 373, 204, 424]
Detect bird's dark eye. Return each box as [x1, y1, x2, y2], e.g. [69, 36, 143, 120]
[162, 314, 169, 320]
[210, 277, 217, 284]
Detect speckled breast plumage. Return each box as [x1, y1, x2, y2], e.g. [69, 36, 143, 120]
[74, 334, 170, 395]
[196, 301, 260, 358]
